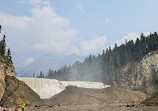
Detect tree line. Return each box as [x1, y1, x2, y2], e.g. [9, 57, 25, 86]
[0, 25, 13, 64]
[38, 32, 158, 84]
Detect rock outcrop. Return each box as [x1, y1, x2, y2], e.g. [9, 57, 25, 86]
[0, 58, 15, 101]
[0, 62, 5, 101]
[118, 51, 158, 94]
[134, 51, 158, 93]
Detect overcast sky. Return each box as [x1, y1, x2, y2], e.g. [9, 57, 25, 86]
[0, 0, 158, 69]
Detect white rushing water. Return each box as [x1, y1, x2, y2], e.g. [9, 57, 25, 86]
[17, 77, 110, 99]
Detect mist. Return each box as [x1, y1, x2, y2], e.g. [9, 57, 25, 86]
[44, 33, 158, 85]
[45, 54, 111, 84]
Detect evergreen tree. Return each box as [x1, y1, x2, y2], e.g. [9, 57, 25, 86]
[0, 25, 1, 33]
[0, 25, 13, 64]
[0, 35, 6, 57]
[6, 48, 12, 64]
[39, 71, 44, 78]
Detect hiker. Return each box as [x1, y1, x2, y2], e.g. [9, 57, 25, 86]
[21, 104, 25, 111]
[15, 104, 19, 111]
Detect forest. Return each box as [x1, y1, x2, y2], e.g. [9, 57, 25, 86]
[38, 32, 158, 84]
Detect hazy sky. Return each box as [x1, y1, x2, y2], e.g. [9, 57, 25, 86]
[0, 0, 158, 68]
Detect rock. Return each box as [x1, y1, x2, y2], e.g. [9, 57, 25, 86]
[0, 58, 16, 101]
[118, 51, 158, 94]
[126, 104, 134, 107]
[134, 51, 158, 93]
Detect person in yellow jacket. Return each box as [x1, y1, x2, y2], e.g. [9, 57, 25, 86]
[21, 104, 25, 111]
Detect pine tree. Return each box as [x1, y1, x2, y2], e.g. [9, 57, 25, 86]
[0, 25, 1, 33]
[39, 71, 44, 78]
[6, 48, 12, 64]
[0, 35, 6, 57]
[0, 25, 13, 65]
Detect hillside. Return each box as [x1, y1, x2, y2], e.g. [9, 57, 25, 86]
[39, 32, 158, 94]
[44, 32, 158, 85]
[41, 86, 146, 106]
[0, 58, 15, 101]
[24, 86, 148, 111]
[0, 75, 40, 107]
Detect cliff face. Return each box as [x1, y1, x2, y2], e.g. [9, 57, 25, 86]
[134, 51, 158, 93]
[0, 58, 15, 101]
[0, 62, 5, 101]
[118, 51, 158, 94]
